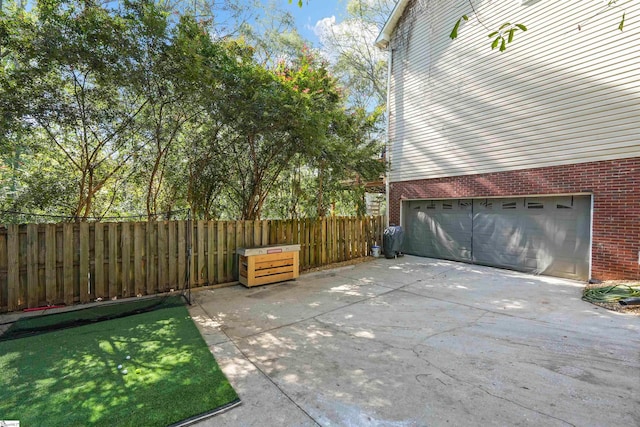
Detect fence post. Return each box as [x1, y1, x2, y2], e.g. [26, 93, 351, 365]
[216, 221, 224, 284]
[158, 221, 168, 292]
[0, 227, 8, 311]
[321, 217, 327, 265]
[63, 223, 74, 305]
[134, 222, 146, 295]
[225, 221, 234, 282]
[196, 220, 205, 287]
[26, 224, 38, 308]
[108, 223, 119, 299]
[189, 220, 196, 289]
[245, 220, 253, 247]
[7, 225, 19, 311]
[168, 221, 177, 289]
[234, 221, 244, 279]
[79, 222, 90, 303]
[310, 219, 317, 267]
[207, 220, 215, 286]
[95, 222, 105, 299]
[260, 220, 269, 246]
[45, 224, 56, 305]
[300, 218, 311, 268]
[252, 220, 260, 248]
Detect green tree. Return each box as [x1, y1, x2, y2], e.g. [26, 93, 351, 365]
[213, 46, 316, 220]
[0, 0, 155, 219]
[0, 0, 385, 222]
[265, 49, 385, 218]
[130, 11, 233, 219]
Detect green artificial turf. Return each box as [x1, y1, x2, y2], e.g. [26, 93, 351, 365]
[1, 297, 185, 341]
[0, 297, 238, 426]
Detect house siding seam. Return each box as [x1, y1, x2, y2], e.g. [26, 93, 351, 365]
[387, 0, 640, 183]
[388, 157, 640, 281]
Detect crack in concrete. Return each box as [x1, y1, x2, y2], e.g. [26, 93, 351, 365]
[311, 316, 414, 353]
[336, 268, 566, 328]
[421, 311, 490, 342]
[384, 285, 635, 349]
[478, 386, 577, 426]
[415, 373, 450, 387]
[195, 300, 322, 427]
[216, 277, 418, 343]
[413, 351, 578, 426]
[192, 262, 462, 347]
[308, 294, 489, 355]
[410, 336, 579, 427]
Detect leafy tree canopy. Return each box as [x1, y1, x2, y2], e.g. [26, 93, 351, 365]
[0, 0, 385, 222]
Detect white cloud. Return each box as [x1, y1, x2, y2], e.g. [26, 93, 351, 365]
[313, 16, 337, 40]
[313, 14, 385, 63]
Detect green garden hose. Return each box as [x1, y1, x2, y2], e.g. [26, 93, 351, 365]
[582, 284, 640, 304]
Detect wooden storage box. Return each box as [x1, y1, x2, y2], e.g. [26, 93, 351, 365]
[237, 244, 301, 287]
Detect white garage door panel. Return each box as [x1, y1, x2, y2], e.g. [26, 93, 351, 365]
[403, 196, 591, 280]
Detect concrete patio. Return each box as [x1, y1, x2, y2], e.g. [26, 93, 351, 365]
[189, 256, 640, 426]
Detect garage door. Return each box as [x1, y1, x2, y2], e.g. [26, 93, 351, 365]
[404, 199, 473, 261]
[402, 196, 591, 280]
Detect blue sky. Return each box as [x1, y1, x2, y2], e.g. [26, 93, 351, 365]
[283, 0, 346, 45]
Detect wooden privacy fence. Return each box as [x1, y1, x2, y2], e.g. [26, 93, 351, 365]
[0, 216, 384, 313]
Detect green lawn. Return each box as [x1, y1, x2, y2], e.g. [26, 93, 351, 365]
[0, 298, 239, 426]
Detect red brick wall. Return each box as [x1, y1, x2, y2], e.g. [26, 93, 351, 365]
[389, 157, 640, 280]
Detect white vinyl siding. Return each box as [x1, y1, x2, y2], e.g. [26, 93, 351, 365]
[388, 0, 640, 183]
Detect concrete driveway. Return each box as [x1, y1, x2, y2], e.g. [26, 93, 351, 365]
[189, 256, 640, 426]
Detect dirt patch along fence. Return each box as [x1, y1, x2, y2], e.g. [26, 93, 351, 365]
[0, 216, 384, 313]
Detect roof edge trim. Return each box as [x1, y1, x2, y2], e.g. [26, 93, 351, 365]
[374, 0, 411, 48]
